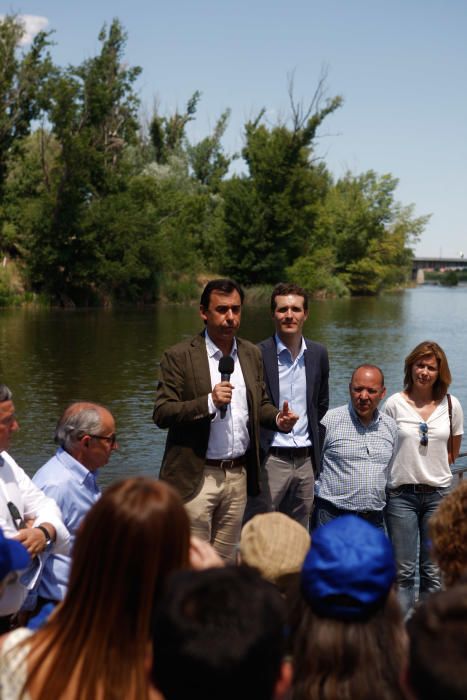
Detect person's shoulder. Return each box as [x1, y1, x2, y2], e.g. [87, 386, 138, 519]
[447, 393, 462, 408]
[0, 626, 32, 654]
[33, 455, 71, 489]
[378, 410, 398, 431]
[322, 404, 348, 423]
[162, 333, 205, 357]
[0, 450, 22, 472]
[257, 336, 275, 351]
[384, 392, 402, 407]
[447, 393, 463, 418]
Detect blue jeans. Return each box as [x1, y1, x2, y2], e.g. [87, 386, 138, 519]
[313, 497, 385, 531]
[385, 486, 449, 617]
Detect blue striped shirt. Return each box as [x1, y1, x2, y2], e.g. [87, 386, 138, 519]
[316, 402, 398, 511]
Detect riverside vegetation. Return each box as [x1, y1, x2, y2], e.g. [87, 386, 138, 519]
[0, 15, 429, 307]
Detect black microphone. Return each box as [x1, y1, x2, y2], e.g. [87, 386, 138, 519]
[218, 356, 234, 419]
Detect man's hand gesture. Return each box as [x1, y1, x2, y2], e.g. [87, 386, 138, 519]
[276, 401, 299, 432]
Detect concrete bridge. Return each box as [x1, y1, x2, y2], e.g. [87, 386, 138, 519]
[412, 256, 467, 283]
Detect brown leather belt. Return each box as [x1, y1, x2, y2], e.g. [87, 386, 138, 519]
[205, 455, 246, 469]
[269, 446, 311, 459]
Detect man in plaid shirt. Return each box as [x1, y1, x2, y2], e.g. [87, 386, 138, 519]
[314, 364, 398, 530]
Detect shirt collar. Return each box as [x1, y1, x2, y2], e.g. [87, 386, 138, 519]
[56, 447, 97, 486]
[275, 333, 306, 360]
[205, 331, 238, 360]
[348, 400, 381, 427]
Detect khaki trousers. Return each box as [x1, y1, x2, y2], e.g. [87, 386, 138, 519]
[184, 465, 247, 562]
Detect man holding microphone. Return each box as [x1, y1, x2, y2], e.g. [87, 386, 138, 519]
[153, 278, 298, 561]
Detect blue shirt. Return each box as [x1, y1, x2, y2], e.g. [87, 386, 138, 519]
[32, 448, 101, 600]
[271, 334, 310, 448]
[316, 402, 398, 511]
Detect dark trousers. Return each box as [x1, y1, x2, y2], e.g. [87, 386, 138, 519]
[313, 496, 385, 530]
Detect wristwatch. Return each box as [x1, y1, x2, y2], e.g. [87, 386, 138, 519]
[36, 524, 54, 547]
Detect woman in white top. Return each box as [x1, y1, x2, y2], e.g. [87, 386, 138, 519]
[384, 341, 464, 617]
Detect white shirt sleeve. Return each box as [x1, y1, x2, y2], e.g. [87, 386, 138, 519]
[1, 451, 70, 555]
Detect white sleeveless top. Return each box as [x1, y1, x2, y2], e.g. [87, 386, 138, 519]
[0, 627, 33, 700]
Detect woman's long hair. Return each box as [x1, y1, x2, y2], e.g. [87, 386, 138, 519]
[430, 481, 467, 587]
[403, 340, 452, 401]
[21, 477, 190, 700]
[292, 589, 406, 700]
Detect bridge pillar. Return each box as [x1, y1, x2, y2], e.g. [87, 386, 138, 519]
[416, 269, 425, 284]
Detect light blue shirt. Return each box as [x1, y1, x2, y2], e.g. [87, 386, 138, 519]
[316, 402, 398, 511]
[271, 334, 310, 448]
[32, 447, 101, 601]
[205, 333, 250, 459]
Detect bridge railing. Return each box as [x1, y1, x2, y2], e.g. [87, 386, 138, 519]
[451, 452, 467, 482]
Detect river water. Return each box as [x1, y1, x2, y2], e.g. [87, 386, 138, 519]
[1, 285, 466, 488]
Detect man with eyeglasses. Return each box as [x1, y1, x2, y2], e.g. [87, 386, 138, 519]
[0, 384, 70, 629]
[30, 402, 117, 611]
[313, 365, 398, 530]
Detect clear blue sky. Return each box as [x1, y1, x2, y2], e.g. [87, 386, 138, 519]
[4, 0, 467, 256]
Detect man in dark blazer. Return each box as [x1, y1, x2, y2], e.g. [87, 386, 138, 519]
[153, 278, 298, 561]
[244, 283, 329, 528]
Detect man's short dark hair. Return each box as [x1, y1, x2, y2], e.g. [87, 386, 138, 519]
[270, 283, 308, 312]
[152, 565, 286, 700]
[407, 584, 467, 700]
[200, 279, 245, 309]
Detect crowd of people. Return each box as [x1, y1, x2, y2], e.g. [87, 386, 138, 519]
[0, 276, 466, 699]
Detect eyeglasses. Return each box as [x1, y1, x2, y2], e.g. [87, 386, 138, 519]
[419, 422, 428, 447]
[88, 433, 117, 447]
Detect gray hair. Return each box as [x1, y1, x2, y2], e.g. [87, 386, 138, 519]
[0, 384, 13, 402]
[55, 405, 103, 452]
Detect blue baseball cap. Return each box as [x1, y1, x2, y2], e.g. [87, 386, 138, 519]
[301, 515, 396, 620]
[0, 527, 31, 581]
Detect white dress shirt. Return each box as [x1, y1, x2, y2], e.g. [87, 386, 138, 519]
[205, 333, 250, 459]
[0, 451, 70, 615]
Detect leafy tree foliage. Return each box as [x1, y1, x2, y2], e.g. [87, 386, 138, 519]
[0, 18, 429, 304]
[149, 91, 201, 164]
[222, 85, 342, 284]
[25, 20, 142, 303]
[0, 15, 54, 197]
[187, 109, 231, 190]
[291, 171, 429, 295]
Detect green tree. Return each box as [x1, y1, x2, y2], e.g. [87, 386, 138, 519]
[25, 19, 142, 303]
[0, 15, 55, 197]
[149, 91, 201, 164]
[308, 170, 429, 295]
[187, 109, 231, 191]
[222, 81, 342, 284]
[0, 14, 56, 260]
